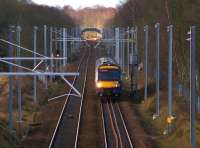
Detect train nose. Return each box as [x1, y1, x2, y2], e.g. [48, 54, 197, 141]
[96, 81, 120, 89]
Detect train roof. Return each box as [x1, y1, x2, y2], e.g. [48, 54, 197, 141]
[96, 57, 120, 70]
[96, 57, 115, 66]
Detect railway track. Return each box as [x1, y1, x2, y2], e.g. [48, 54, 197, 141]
[49, 48, 91, 148]
[101, 99, 134, 148]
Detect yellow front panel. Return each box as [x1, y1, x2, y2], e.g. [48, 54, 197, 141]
[99, 65, 119, 69]
[97, 81, 119, 88]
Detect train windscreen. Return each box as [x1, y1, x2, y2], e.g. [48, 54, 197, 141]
[98, 69, 121, 81]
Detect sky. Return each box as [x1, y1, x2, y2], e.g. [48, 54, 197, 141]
[32, 0, 122, 9]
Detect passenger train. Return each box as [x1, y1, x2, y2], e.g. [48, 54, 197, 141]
[95, 57, 122, 98]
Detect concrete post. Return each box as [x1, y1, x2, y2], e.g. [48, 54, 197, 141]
[115, 28, 120, 64]
[167, 25, 173, 133]
[155, 23, 160, 116]
[16, 26, 22, 122]
[8, 26, 15, 129]
[44, 25, 48, 88]
[33, 26, 38, 103]
[190, 26, 196, 148]
[144, 25, 149, 101]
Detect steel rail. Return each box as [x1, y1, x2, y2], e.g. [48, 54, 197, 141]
[106, 101, 119, 148]
[102, 100, 134, 148]
[102, 100, 119, 148]
[100, 103, 108, 148]
[110, 102, 123, 148]
[74, 49, 91, 148]
[48, 50, 88, 148]
[116, 103, 134, 148]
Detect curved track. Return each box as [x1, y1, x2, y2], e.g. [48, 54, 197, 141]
[101, 99, 134, 148]
[49, 48, 90, 148]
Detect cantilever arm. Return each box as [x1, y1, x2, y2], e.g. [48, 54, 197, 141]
[61, 76, 81, 97]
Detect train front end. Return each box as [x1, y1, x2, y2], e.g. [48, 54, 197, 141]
[95, 59, 122, 97]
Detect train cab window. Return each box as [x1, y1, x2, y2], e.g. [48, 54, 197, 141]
[98, 69, 121, 81]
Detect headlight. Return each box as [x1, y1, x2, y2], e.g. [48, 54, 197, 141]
[115, 82, 120, 87]
[96, 82, 102, 88]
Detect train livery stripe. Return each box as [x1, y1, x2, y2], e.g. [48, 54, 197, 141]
[96, 81, 119, 88]
[99, 65, 119, 69]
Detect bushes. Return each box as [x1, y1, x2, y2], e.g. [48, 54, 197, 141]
[0, 0, 75, 29]
[0, 0, 76, 66]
